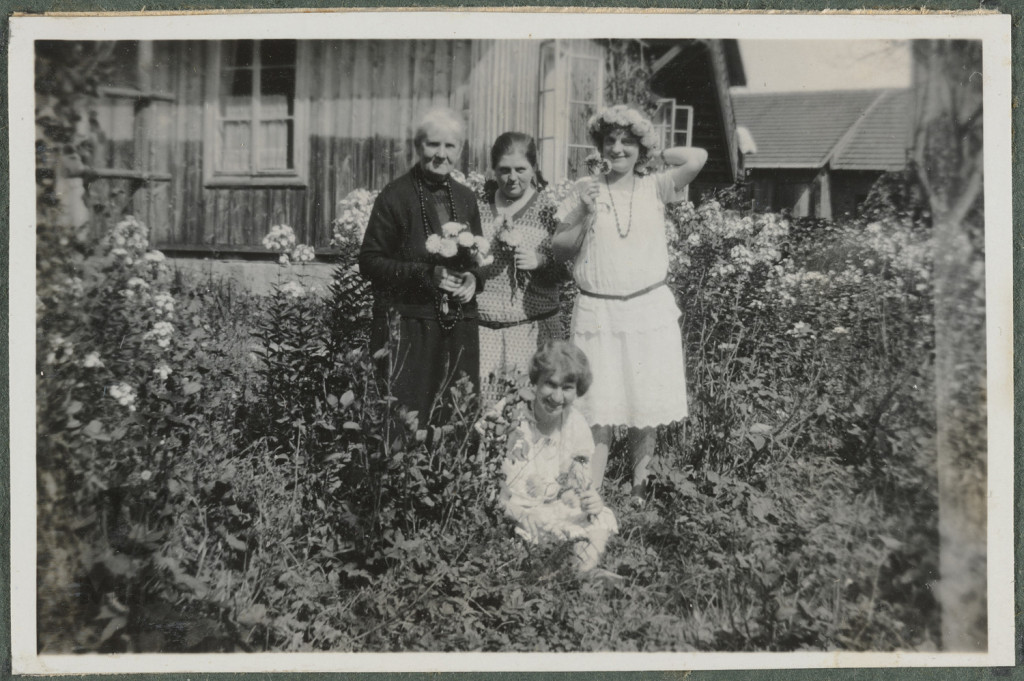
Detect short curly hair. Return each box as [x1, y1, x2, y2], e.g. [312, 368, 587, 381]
[587, 105, 661, 169]
[528, 340, 593, 397]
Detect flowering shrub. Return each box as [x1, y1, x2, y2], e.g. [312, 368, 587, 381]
[262, 224, 318, 265]
[37, 210, 263, 651]
[331, 188, 379, 259]
[262, 223, 297, 253]
[665, 191, 934, 472]
[450, 169, 488, 198]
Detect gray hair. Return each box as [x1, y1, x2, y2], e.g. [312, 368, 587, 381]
[413, 107, 467, 148]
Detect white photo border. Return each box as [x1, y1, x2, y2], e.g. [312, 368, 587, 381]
[9, 9, 1015, 674]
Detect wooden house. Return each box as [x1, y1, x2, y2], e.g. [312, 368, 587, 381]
[83, 38, 745, 256]
[732, 88, 913, 219]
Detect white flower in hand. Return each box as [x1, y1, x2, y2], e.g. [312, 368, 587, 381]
[439, 239, 458, 258]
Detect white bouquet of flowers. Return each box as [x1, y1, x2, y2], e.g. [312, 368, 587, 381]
[425, 221, 493, 269]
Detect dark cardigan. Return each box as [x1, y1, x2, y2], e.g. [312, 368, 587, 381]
[358, 167, 484, 320]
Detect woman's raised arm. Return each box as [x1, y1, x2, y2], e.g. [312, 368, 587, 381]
[661, 146, 709, 191]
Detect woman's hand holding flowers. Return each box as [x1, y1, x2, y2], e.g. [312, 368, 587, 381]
[580, 488, 604, 516]
[436, 262, 475, 301]
[577, 177, 601, 213]
[431, 265, 456, 290]
[433, 266, 474, 302]
[447, 271, 476, 303]
[513, 245, 544, 271]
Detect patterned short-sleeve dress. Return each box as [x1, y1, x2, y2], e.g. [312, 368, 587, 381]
[476, 189, 566, 409]
[556, 172, 688, 429]
[500, 407, 618, 552]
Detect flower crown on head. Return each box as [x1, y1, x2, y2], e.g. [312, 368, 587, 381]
[587, 105, 661, 165]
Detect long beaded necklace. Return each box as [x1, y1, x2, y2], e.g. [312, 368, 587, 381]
[604, 174, 635, 239]
[412, 165, 461, 331]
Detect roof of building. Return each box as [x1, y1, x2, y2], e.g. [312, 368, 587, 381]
[731, 88, 913, 171]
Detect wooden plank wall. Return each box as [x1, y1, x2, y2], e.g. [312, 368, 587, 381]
[465, 40, 541, 174]
[305, 39, 479, 248]
[99, 39, 578, 250]
[652, 45, 735, 188]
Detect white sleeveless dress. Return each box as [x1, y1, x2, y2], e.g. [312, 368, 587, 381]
[556, 172, 688, 428]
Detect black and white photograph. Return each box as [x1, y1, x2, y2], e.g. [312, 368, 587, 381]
[10, 9, 1014, 674]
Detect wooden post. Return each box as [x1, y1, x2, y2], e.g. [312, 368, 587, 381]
[912, 39, 987, 652]
[134, 41, 154, 223]
[817, 166, 832, 220]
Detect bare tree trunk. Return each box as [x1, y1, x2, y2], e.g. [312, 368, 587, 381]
[912, 39, 987, 651]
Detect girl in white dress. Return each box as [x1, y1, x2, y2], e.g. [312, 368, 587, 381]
[500, 341, 618, 572]
[551, 105, 708, 504]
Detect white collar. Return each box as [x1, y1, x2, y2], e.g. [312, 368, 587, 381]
[494, 186, 536, 218]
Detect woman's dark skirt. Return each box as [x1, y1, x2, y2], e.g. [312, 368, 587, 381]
[371, 312, 480, 427]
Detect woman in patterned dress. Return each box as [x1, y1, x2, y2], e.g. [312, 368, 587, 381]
[475, 132, 568, 410]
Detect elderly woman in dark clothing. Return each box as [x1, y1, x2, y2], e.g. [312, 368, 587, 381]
[358, 107, 484, 424]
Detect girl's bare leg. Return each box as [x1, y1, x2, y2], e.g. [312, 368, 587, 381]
[591, 425, 612, 490]
[628, 427, 656, 492]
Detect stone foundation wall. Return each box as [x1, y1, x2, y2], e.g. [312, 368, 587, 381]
[169, 258, 339, 296]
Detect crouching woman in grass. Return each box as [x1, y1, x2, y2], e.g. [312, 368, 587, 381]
[499, 341, 618, 572]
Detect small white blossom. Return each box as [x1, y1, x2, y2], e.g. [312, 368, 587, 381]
[280, 281, 306, 299]
[63, 277, 85, 298]
[109, 382, 137, 411]
[439, 239, 458, 258]
[787, 321, 813, 337]
[425, 234, 442, 254]
[152, 292, 175, 318]
[107, 216, 150, 259]
[46, 334, 74, 365]
[262, 224, 297, 253]
[441, 222, 463, 238]
[82, 351, 104, 368]
[144, 321, 175, 349]
[291, 244, 316, 263]
[153, 362, 173, 380]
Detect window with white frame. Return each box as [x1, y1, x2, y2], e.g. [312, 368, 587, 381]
[652, 98, 695, 151]
[205, 40, 308, 186]
[538, 40, 605, 183]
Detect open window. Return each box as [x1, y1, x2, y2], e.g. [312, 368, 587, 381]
[204, 40, 309, 186]
[538, 40, 605, 183]
[652, 98, 695, 150]
[652, 98, 695, 200]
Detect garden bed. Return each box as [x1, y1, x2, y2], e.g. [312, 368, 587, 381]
[36, 180, 942, 653]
